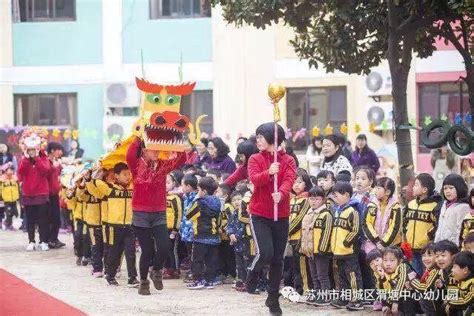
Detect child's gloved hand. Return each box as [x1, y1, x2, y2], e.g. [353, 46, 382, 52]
[229, 234, 237, 245]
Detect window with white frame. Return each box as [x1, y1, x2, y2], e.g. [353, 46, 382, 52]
[286, 87, 347, 151]
[14, 93, 78, 127]
[149, 0, 211, 19]
[181, 90, 213, 134]
[13, 0, 76, 22]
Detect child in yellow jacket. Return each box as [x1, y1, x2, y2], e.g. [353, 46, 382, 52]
[87, 162, 138, 287]
[0, 166, 20, 230]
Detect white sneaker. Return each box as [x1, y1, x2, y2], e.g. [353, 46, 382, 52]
[39, 242, 49, 251]
[26, 242, 36, 251]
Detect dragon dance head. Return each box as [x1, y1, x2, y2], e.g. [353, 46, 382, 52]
[133, 77, 206, 153]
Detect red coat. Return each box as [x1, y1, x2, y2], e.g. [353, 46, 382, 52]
[48, 160, 62, 195]
[247, 150, 297, 219]
[126, 137, 186, 212]
[224, 165, 248, 187]
[17, 155, 51, 197]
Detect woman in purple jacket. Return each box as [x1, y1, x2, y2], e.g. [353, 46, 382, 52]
[205, 137, 236, 175]
[351, 134, 380, 173]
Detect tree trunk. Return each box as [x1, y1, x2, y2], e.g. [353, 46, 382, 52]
[466, 65, 474, 130]
[387, 0, 415, 188]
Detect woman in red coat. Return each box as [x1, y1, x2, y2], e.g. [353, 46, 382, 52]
[17, 148, 51, 251]
[126, 137, 186, 295]
[245, 122, 297, 315]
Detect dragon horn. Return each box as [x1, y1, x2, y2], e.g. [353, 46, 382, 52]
[188, 114, 207, 145]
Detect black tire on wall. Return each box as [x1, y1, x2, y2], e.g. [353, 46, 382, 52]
[421, 120, 451, 149]
[447, 125, 474, 156]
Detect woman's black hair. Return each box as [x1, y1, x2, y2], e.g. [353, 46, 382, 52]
[285, 145, 299, 167]
[311, 136, 323, 154]
[237, 140, 259, 166]
[322, 134, 343, 160]
[382, 246, 404, 260]
[442, 174, 468, 202]
[255, 122, 286, 146]
[375, 177, 396, 199]
[200, 137, 209, 147]
[209, 137, 230, 158]
[469, 188, 474, 209]
[354, 166, 376, 188]
[355, 134, 370, 153]
[296, 168, 313, 192]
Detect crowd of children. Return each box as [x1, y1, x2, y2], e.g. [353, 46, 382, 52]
[1, 133, 473, 315]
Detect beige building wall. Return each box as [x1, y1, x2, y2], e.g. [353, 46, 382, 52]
[0, 0, 14, 126]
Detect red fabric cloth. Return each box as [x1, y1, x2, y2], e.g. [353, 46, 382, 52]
[17, 155, 51, 197]
[185, 151, 198, 165]
[224, 165, 248, 187]
[126, 137, 186, 212]
[247, 150, 297, 219]
[47, 160, 62, 195]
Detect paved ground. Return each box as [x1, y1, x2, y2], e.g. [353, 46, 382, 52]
[0, 221, 376, 315]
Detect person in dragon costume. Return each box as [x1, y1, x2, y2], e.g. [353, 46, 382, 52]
[126, 77, 205, 295]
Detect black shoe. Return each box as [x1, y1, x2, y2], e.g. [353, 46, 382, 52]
[346, 301, 364, 311]
[54, 240, 66, 248]
[150, 269, 163, 290]
[127, 277, 140, 288]
[314, 298, 331, 306]
[76, 257, 82, 266]
[81, 257, 90, 266]
[106, 277, 119, 286]
[266, 293, 282, 315]
[330, 299, 348, 309]
[245, 271, 259, 294]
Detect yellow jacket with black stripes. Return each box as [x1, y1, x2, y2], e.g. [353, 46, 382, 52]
[445, 276, 474, 314]
[381, 262, 410, 304]
[300, 205, 333, 257]
[460, 212, 474, 246]
[166, 193, 183, 231]
[88, 179, 133, 226]
[76, 185, 102, 227]
[330, 200, 360, 257]
[72, 188, 86, 221]
[363, 198, 402, 247]
[185, 195, 221, 243]
[289, 193, 310, 243]
[403, 195, 442, 251]
[218, 203, 234, 241]
[85, 180, 109, 224]
[0, 178, 20, 203]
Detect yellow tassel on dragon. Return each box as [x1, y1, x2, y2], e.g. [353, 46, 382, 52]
[100, 77, 206, 168]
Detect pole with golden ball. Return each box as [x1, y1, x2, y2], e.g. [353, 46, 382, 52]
[268, 83, 286, 221]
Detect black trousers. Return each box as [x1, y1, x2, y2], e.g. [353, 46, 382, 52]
[247, 215, 289, 294]
[335, 256, 363, 302]
[102, 224, 110, 272]
[73, 220, 91, 258]
[25, 204, 49, 243]
[308, 255, 331, 291]
[235, 240, 252, 282]
[218, 240, 236, 277]
[48, 194, 61, 242]
[106, 225, 137, 279]
[283, 243, 312, 294]
[133, 224, 169, 280]
[4, 202, 18, 227]
[164, 230, 179, 270]
[89, 226, 104, 273]
[192, 242, 219, 282]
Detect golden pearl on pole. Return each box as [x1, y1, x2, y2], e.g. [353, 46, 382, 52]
[268, 83, 286, 103]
